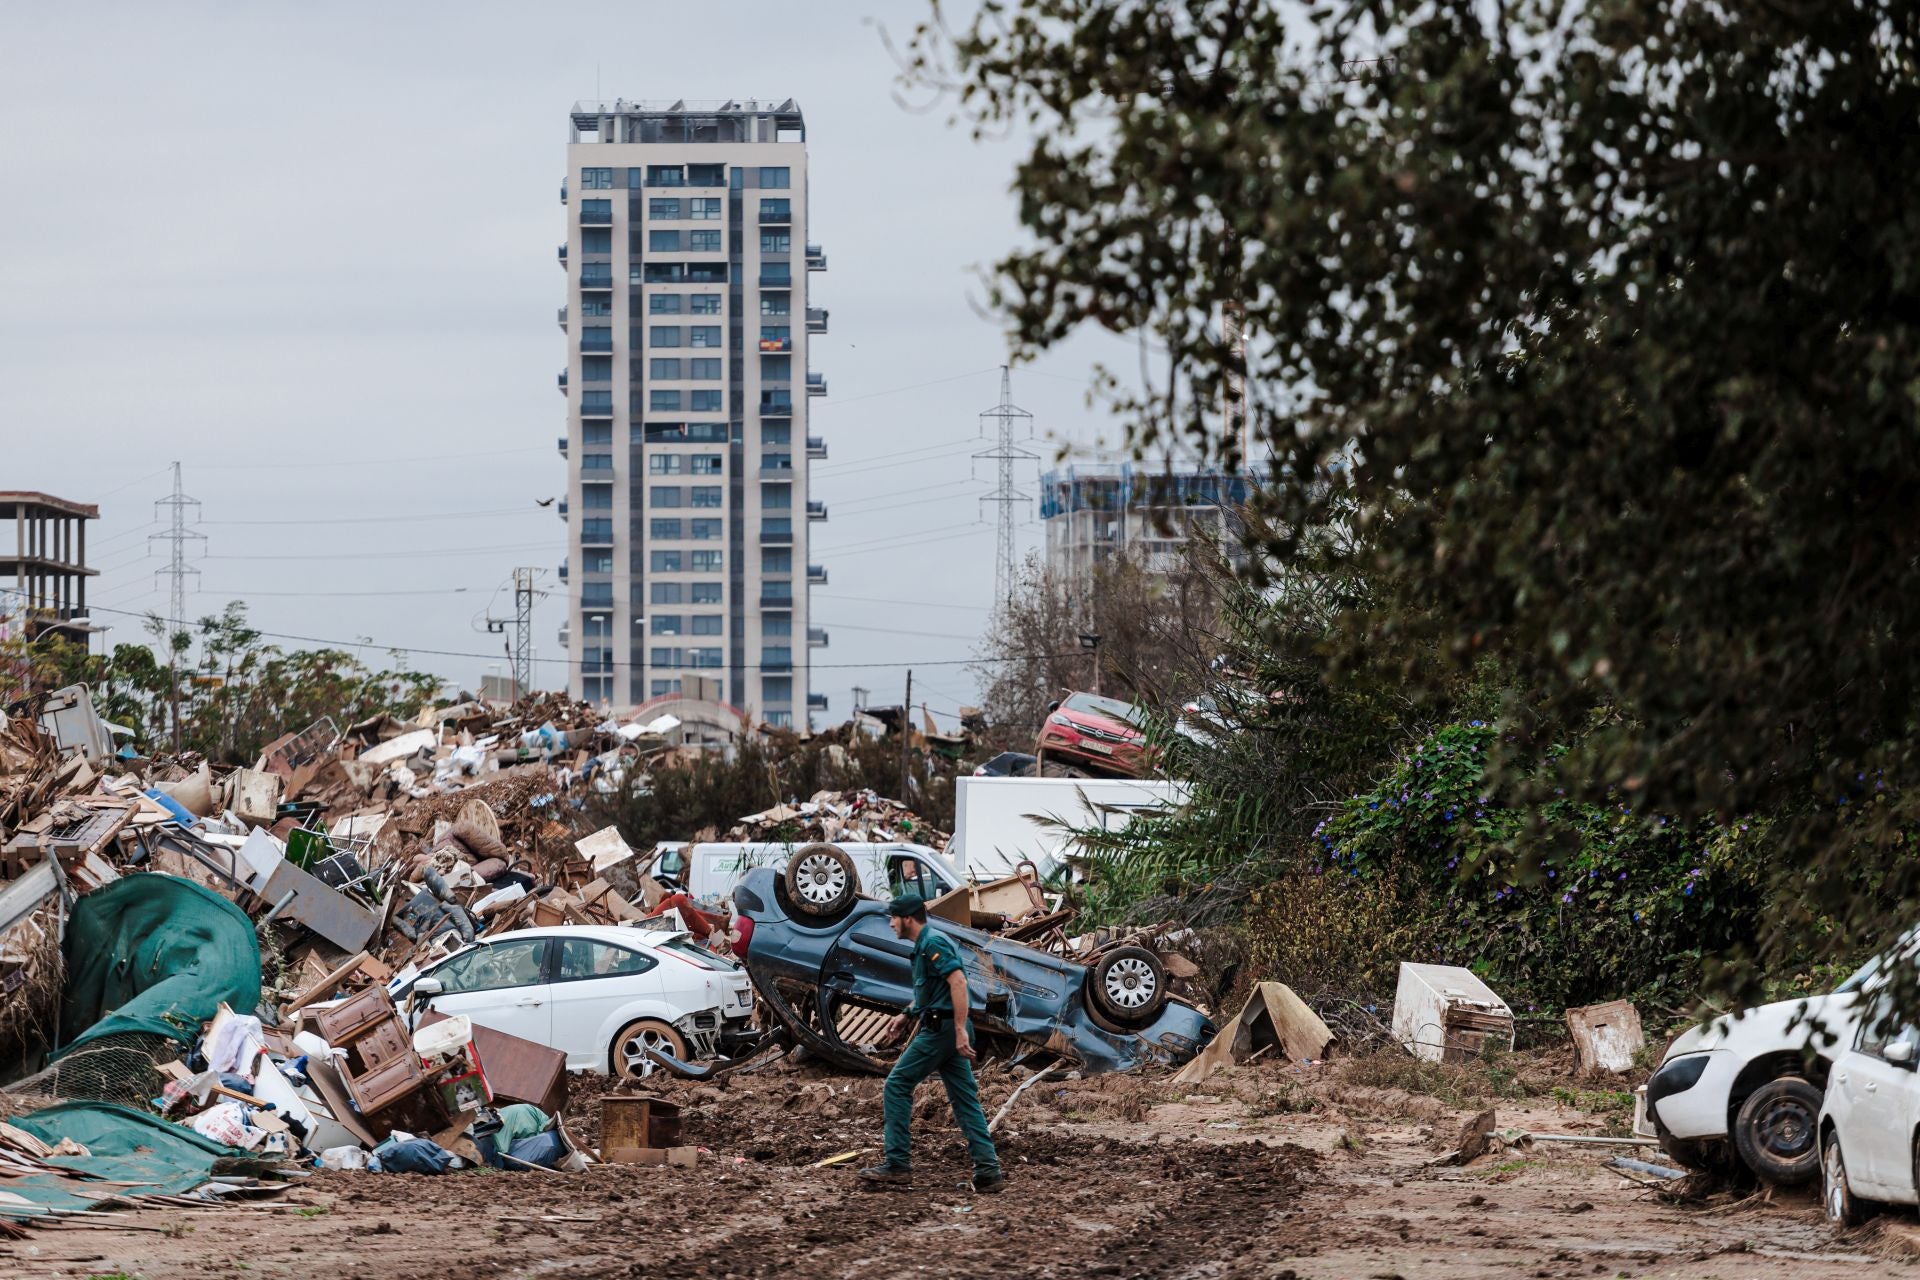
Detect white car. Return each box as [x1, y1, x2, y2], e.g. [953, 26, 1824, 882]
[647, 840, 966, 907]
[398, 925, 754, 1078]
[1820, 998, 1920, 1225]
[1644, 955, 1890, 1183]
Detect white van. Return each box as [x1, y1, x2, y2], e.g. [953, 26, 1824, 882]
[952, 775, 1189, 880]
[648, 840, 965, 908]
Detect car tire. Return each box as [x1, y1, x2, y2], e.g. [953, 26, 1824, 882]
[1732, 1076, 1823, 1185]
[783, 843, 859, 919]
[1823, 1132, 1872, 1226]
[1086, 945, 1169, 1027]
[611, 1018, 690, 1079]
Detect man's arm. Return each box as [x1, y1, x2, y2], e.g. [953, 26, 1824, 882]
[947, 968, 975, 1059]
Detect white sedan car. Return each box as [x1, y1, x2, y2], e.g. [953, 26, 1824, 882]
[1819, 997, 1920, 1225]
[399, 925, 754, 1078]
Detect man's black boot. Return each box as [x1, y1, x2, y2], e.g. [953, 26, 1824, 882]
[858, 1163, 912, 1189]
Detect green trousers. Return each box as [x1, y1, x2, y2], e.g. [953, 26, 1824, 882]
[882, 1019, 1001, 1174]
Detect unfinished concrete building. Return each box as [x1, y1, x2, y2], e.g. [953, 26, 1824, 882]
[0, 493, 98, 642]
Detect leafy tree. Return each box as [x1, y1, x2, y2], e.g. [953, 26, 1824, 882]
[907, 0, 1920, 1008]
[5, 603, 437, 763]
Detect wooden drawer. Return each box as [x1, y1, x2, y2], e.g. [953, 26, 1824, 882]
[345, 1053, 424, 1116]
[349, 1017, 412, 1071]
[313, 986, 393, 1042]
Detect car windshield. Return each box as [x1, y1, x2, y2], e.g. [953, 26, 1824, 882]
[1062, 692, 1147, 727]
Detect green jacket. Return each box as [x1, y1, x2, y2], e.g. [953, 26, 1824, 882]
[906, 926, 966, 1017]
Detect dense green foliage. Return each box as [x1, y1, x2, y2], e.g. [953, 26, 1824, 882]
[908, 0, 1920, 1012]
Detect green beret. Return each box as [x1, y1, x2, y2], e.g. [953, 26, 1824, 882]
[887, 893, 926, 917]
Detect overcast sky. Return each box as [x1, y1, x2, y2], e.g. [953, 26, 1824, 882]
[0, 2, 1153, 727]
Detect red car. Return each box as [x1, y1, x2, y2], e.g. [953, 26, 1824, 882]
[1035, 691, 1152, 778]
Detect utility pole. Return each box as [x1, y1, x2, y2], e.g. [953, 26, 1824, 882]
[511, 567, 538, 702]
[149, 462, 204, 753]
[898, 669, 912, 803]
[973, 366, 1038, 610]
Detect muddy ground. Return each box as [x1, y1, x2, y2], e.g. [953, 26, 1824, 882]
[3, 1051, 1912, 1280]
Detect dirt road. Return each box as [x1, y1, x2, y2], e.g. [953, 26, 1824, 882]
[0, 1055, 1898, 1280]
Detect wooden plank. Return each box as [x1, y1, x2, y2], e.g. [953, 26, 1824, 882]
[280, 950, 371, 1017]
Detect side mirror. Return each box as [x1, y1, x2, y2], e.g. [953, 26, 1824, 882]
[1046, 700, 1061, 714]
[413, 976, 443, 998]
[1888, 1039, 1916, 1067]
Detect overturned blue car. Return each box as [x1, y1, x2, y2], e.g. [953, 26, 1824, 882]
[732, 854, 1214, 1076]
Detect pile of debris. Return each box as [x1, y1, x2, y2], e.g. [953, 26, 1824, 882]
[715, 788, 949, 847]
[0, 683, 754, 1230]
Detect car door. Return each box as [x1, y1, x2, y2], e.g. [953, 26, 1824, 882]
[545, 936, 665, 1069]
[1832, 996, 1916, 1196]
[420, 936, 554, 1047]
[826, 912, 917, 1007]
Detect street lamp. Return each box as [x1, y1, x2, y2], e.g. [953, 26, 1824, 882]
[1078, 633, 1102, 695]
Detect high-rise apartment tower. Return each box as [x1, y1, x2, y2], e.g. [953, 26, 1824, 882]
[557, 99, 828, 725]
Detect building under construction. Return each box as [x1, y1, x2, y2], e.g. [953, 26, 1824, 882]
[1039, 462, 1254, 583]
[0, 492, 98, 642]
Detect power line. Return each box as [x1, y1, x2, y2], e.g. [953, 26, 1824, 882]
[813, 592, 991, 612]
[200, 506, 548, 527]
[829, 478, 985, 515]
[204, 541, 561, 562]
[817, 620, 978, 640]
[191, 445, 549, 472]
[814, 518, 986, 557]
[821, 525, 993, 560]
[89, 467, 173, 501]
[819, 365, 1000, 409]
[75, 600, 1071, 674]
[815, 441, 984, 481]
[86, 519, 164, 551]
[194, 586, 483, 598]
[814, 436, 980, 476]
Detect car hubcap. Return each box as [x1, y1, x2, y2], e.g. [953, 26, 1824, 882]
[798, 855, 847, 904]
[1757, 1097, 1814, 1158]
[1104, 957, 1156, 1009]
[1825, 1144, 1846, 1219]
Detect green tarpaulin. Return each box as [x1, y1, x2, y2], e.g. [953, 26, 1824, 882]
[2, 1101, 265, 1216]
[55, 874, 261, 1058]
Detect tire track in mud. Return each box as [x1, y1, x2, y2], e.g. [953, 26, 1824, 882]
[619, 1134, 1320, 1280]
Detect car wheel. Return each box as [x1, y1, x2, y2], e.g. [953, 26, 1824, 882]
[1733, 1076, 1823, 1185]
[1087, 945, 1169, 1028]
[783, 843, 859, 918]
[1823, 1132, 1872, 1226]
[612, 1018, 690, 1079]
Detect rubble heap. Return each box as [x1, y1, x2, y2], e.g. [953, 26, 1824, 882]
[717, 788, 949, 849]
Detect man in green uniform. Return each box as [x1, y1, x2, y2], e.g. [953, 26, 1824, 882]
[859, 894, 1004, 1193]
